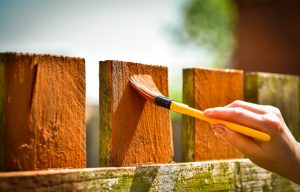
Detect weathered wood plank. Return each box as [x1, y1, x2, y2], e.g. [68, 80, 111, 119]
[0, 54, 4, 171]
[182, 69, 195, 162]
[182, 68, 244, 161]
[238, 160, 300, 191]
[1, 53, 86, 171]
[246, 72, 300, 141]
[99, 60, 173, 167]
[0, 159, 298, 191]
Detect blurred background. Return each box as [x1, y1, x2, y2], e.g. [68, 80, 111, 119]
[1, 0, 299, 167]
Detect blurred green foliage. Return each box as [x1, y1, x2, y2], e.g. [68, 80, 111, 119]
[170, 89, 182, 120]
[173, 0, 237, 67]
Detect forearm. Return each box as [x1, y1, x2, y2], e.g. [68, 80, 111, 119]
[292, 142, 300, 183]
[275, 140, 300, 184]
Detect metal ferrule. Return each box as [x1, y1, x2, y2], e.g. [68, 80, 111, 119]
[154, 95, 172, 109]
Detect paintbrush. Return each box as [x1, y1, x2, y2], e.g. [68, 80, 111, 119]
[129, 74, 270, 142]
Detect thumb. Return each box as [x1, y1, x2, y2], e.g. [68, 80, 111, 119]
[212, 124, 261, 157]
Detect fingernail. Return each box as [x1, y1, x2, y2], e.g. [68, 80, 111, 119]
[212, 124, 227, 137]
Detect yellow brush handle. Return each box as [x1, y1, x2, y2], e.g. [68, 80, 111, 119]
[170, 101, 270, 141]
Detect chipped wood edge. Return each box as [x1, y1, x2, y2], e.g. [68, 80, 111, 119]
[0, 159, 298, 191]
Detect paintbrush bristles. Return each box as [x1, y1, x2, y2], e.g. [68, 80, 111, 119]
[129, 75, 161, 102]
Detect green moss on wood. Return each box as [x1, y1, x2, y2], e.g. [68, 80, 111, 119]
[182, 69, 195, 162]
[0, 159, 299, 191]
[239, 160, 299, 191]
[245, 72, 258, 103]
[174, 162, 234, 191]
[99, 61, 112, 166]
[246, 72, 300, 141]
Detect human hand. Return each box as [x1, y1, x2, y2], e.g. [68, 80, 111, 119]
[204, 100, 300, 184]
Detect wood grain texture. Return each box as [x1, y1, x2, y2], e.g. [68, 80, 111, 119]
[99, 60, 173, 167]
[182, 68, 244, 161]
[238, 160, 300, 191]
[246, 72, 300, 141]
[0, 159, 298, 191]
[182, 69, 195, 162]
[2, 53, 86, 171]
[0, 55, 4, 171]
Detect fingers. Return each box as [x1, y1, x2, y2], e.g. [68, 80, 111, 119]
[212, 124, 261, 156]
[204, 106, 268, 133]
[225, 100, 267, 114]
[226, 101, 284, 122]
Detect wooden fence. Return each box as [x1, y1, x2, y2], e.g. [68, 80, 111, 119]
[0, 53, 299, 191]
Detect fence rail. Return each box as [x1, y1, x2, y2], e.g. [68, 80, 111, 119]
[1, 159, 299, 191]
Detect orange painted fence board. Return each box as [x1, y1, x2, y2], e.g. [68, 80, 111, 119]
[99, 60, 173, 166]
[182, 68, 244, 161]
[0, 53, 86, 171]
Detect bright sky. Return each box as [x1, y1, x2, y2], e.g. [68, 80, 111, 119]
[0, 0, 213, 104]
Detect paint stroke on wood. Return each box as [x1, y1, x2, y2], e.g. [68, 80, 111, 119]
[0, 159, 298, 191]
[1, 53, 86, 171]
[246, 72, 300, 141]
[99, 60, 173, 167]
[182, 68, 244, 162]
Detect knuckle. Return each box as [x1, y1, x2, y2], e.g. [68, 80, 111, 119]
[272, 107, 281, 117]
[261, 114, 282, 130]
[232, 100, 243, 106]
[265, 105, 281, 116]
[232, 107, 244, 116]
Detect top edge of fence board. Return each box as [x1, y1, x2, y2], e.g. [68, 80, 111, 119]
[0, 52, 85, 60]
[183, 67, 243, 73]
[0, 159, 242, 177]
[99, 60, 168, 68]
[247, 72, 300, 79]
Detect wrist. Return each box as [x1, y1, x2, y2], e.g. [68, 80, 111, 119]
[288, 142, 300, 184]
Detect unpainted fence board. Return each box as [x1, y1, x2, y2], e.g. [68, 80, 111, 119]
[246, 72, 300, 141]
